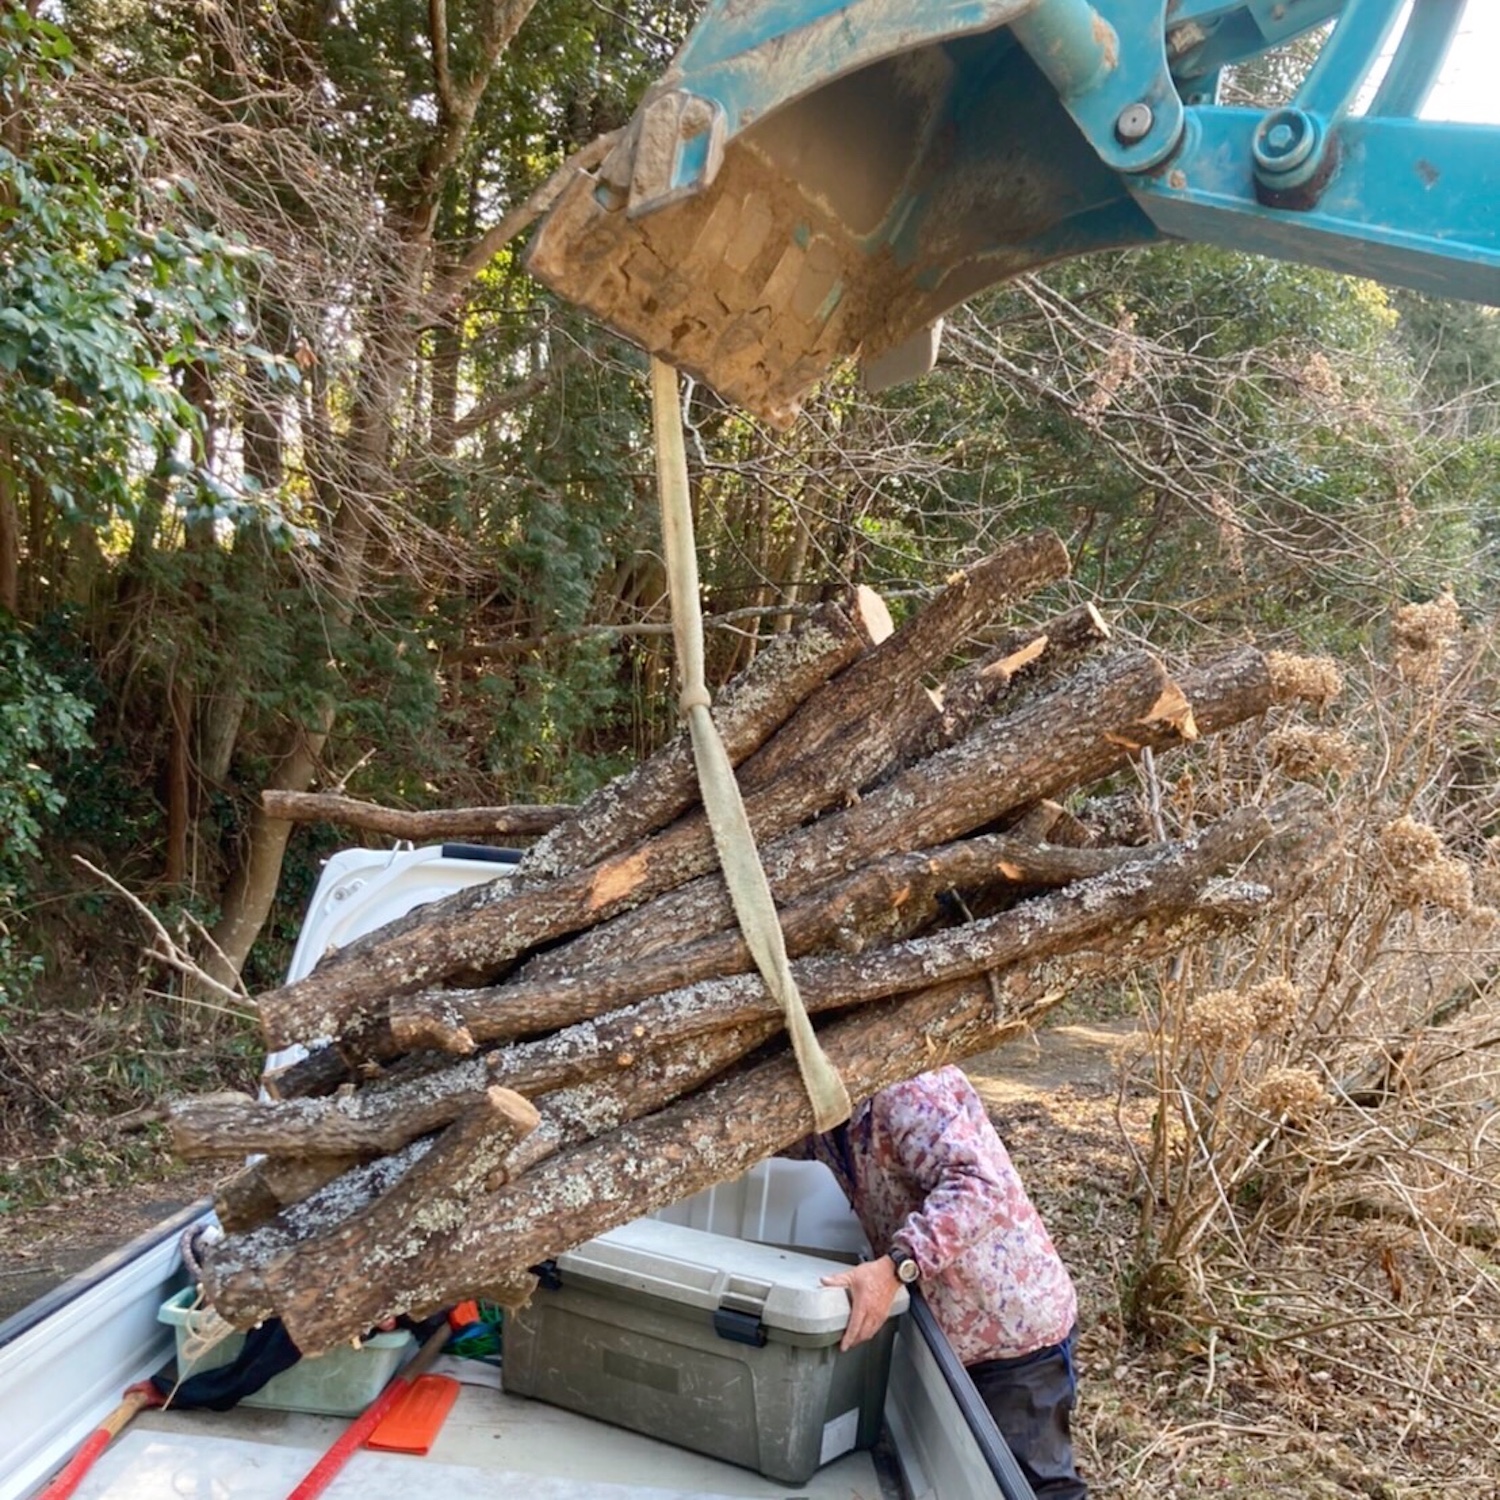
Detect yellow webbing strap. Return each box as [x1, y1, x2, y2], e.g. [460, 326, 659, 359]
[650, 358, 850, 1132]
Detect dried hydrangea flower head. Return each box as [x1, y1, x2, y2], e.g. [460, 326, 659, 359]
[1378, 815, 1474, 915]
[1391, 591, 1461, 686]
[1247, 978, 1301, 1033]
[1183, 988, 1257, 1054]
[1265, 725, 1360, 781]
[1250, 1066, 1329, 1125]
[1379, 815, 1444, 869]
[1267, 652, 1343, 710]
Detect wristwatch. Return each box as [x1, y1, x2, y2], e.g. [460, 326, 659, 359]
[887, 1247, 920, 1285]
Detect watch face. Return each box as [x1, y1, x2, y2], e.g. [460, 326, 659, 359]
[891, 1250, 918, 1283]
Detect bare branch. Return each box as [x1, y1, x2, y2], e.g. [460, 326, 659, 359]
[260, 791, 572, 838]
[434, 129, 623, 310]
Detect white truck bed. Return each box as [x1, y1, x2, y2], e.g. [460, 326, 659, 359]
[0, 1202, 992, 1500]
[0, 845, 1025, 1500]
[67, 1381, 897, 1499]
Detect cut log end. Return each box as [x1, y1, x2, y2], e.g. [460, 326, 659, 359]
[852, 584, 894, 645]
[1145, 680, 1198, 741]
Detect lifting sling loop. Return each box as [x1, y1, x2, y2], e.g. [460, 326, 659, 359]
[649, 357, 850, 1133]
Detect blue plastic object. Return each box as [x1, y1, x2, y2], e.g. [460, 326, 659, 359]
[526, 0, 1500, 423]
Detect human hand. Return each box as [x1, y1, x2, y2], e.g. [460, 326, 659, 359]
[821, 1257, 901, 1351]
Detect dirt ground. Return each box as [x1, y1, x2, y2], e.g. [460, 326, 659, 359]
[0, 1161, 224, 1324]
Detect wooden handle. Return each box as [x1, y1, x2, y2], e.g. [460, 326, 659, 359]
[38, 1387, 156, 1499]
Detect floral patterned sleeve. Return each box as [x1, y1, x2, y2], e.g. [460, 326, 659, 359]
[778, 1068, 1076, 1360]
[859, 1066, 1078, 1361]
[872, 1072, 1013, 1274]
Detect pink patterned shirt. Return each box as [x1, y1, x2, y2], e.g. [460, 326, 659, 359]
[791, 1066, 1077, 1364]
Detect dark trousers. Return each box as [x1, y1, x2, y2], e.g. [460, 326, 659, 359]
[967, 1327, 1087, 1499]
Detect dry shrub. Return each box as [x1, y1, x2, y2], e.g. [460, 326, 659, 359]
[1391, 590, 1461, 686]
[1121, 600, 1500, 1472]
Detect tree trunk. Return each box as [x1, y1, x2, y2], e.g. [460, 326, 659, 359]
[205, 721, 330, 990]
[205, 271, 416, 982]
[387, 829, 1154, 1053]
[166, 673, 193, 886]
[260, 791, 573, 840]
[261, 646, 1178, 1047]
[0, 439, 19, 618]
[253, 542, 1080, 1047]
[735, 530, 1069, 793]
[204, 1021, 775, 1318]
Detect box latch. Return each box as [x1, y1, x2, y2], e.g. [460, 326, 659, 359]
[712, 1305, 768, 1346]
[714, 1278, 771, 1346]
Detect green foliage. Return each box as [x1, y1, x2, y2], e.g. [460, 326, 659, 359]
[0, 627, 93, 868]
[0, 1, 299, 547]
[0, 622, 93, 1006]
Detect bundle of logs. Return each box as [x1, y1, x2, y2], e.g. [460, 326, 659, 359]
[172, 529, 1335, 1355]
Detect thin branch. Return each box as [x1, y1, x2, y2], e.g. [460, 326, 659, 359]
[72, 858, 253, 1011]
[433, 129, 622, 312]
[260, 791, 573, 838]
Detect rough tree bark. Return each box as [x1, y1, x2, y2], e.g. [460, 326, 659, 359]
[254, 539, 1079, 1048]
[200, 778, 1331, 1353]
[519, 647, 1196, 982]
[384, 830, 1149, 1054]
[734, 529, 1069, 794]
[173, 798, 1299, 1163]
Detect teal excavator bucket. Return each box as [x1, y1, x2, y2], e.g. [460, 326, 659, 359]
[526, 0, 1500, 425]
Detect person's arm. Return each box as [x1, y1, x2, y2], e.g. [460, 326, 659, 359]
[877, 1070, 1019, 1278]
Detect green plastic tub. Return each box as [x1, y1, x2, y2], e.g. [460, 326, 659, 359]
[503, 1218, 905, 1485]
[157, 1288, 413, 1416]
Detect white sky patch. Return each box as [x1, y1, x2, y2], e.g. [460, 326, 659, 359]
[1420, 0, 1499, 124]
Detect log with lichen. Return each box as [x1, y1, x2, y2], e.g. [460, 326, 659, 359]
[168, 532, 1339, 1354]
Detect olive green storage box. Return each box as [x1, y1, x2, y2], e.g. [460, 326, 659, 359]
[502, 1218, 906, 1485]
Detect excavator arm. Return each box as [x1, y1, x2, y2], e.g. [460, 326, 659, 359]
[526, 0, 1500, 425]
